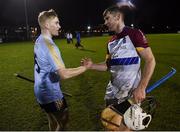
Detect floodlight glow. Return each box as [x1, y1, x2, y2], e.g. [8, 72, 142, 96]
[87, 26, 91, 30]
[116, 0, 132, 3]
[116, 0, 135, 9]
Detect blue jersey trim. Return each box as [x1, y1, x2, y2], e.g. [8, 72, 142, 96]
[110, 57, 139, 66]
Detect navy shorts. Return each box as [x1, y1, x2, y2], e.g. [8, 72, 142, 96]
[39, 97, 68, 113]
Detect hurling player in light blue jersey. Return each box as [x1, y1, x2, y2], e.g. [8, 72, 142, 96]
[81, 5, 156, 131]
[34, 9, 91, 131]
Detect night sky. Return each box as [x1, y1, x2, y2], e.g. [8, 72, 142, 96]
[0, 0, 179, 31]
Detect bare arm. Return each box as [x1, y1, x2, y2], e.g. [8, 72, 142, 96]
[57, 66, 87, 80]
[90, 62, 108, 71]
[133, 47, 156, 103]
[81, 58, 108, 71]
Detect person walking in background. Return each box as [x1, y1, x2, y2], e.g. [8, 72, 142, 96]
[66, 32, 70, 44]
[75, 31, 84, 49]
[69, 32, 73, 43]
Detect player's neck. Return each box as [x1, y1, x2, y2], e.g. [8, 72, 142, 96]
[116, 23, 125, 33]
[41, 29, 52, 39]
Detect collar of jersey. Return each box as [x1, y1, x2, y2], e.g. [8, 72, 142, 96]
[41, 34, 54, 45]
[41, 34, 51, 40]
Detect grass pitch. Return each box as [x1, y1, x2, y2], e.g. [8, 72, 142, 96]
[0, 34, 179, 130]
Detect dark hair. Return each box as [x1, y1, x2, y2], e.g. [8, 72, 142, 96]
[103, 5, 134, 23]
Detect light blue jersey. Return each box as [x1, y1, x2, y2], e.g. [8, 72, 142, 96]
[34, 35, 65, 104]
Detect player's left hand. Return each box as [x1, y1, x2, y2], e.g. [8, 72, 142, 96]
[132, 87, 146, 104]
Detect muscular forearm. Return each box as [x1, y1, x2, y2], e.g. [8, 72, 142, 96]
[58, 66, 87, 80]
[138, 57, 156, 90]
[132, 47, 156, 103]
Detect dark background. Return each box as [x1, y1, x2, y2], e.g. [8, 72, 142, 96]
[0, 0, 179, 42]
[0, 0, 179, 31]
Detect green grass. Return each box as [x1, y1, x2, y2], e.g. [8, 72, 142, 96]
[0, 34, 180, 130]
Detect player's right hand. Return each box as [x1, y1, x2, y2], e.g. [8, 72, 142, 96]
[81, 58, 93, 69]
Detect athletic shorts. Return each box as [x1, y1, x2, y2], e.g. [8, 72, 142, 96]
[106, 98, 131, 115]
[39, 97, 68, 113]
[105, 98, 119, 106]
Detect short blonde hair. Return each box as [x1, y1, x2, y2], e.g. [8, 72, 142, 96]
[38, 9, 58, 28]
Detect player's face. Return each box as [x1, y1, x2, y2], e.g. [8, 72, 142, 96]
[104, 12, 120, 32]
[48, 17, 61, 36]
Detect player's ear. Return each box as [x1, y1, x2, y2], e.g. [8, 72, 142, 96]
[115, 13, 121, 21]
[44, 21, 50, 29]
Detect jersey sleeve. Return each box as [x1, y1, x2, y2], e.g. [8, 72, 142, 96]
[132, 29, 149, 52]
[44, 38, 65, 71]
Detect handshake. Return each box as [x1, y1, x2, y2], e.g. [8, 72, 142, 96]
[81, 58, 93, 69]
[80, 58, 107, 72]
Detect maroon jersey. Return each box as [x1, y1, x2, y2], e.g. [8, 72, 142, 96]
[105, 26, 149, 103]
